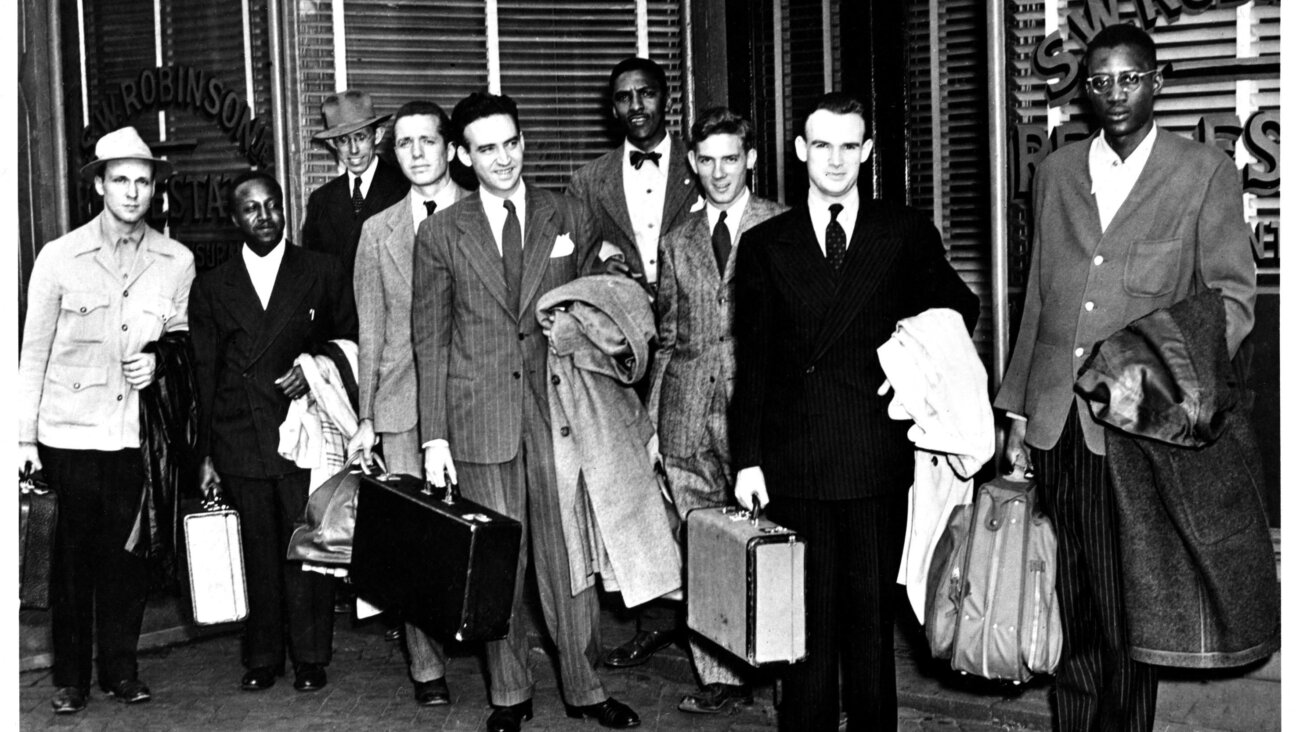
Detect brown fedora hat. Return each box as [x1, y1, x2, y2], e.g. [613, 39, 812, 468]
[78, 126, 174, 181]
[313, 90, 391, 140]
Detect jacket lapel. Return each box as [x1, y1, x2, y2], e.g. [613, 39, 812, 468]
[661, 134, 697, 232]
[807, 207, 904, 363]
[1102, 128, 1169, 236]
[676, 212, 722, 287]
[770, 208, 837, 324]
[520, 188, 558, 317]
[220, 248, 269, 338]
[724, 197, 775, 284]
[249, 244, 314, 364]
[595, 147, 637, 245]
[456, 195, 513, 316]
[384, 193, 415, 286]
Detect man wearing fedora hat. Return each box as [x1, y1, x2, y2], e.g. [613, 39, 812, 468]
[301, 90, 410, 274]
[19, 126, 195, 714]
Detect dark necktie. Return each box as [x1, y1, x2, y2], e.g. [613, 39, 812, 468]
[424, 200, 438, 217]
[711, 210, 732, 273]
[351, 177, 364, 215]
[825, 203, 846, 271]
[629, 149, 661, 170]
[502, 199, 523, 315]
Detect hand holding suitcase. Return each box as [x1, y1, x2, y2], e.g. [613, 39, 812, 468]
[183, 492, 249, 625]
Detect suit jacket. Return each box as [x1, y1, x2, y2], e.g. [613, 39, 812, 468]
[994, 128, 1256, 454]
[412, 185, 599, 464]
[730, 200, 978, 500]
[354, 185, 467, 434]
[190, 244, 359, 478]
[566, 134, 697, 284]
[301, 157, 410, 273]
[648, 195, 788, 457]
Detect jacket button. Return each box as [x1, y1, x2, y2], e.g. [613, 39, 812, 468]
[551, 375, 561, 385]
[79, 306, 87, 313]
[1083, 301, 1094, 311]
[710, 376, 716, 383]
[560, 426, 571, 437]
[121, 324, 128, 331]
[117, 394, 124, 401]
[1074, 347, 1084, 358]
[518, 333, 525, 340]
[123, 290, 130, 297]
[73, 382, 81, 389]
[513, 372, 521, 379]
[805, 365, 815, 374]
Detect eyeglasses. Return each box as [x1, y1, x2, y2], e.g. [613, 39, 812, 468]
[1085, 69, 1158, 94]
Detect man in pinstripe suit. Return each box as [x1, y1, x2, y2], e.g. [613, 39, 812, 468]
[996, 25, 1255, 732]
[411, 92, 641, 732]
[730, 93, 977, 731]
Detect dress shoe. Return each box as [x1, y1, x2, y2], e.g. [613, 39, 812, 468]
[486, 699, 533, 732]
[565, 697, 641, 728]
[293, 663, 328, 692]
[413, 677, 451, 706]
[241, 666, 280, 691]
[50, 686, 88, 714]
[103, 678, 152, 704]
[603, 629, 675, 668]
[677, 683, 753, 714]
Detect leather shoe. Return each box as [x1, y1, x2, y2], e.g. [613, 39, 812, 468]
[293, 663, 327, 692]
[565, 697, 641, 728]
[486, 699, 533, 732]
[241, 666, 280, 691]
[677, 683, 753, 714]
[413, 677, 451, 706]
[50, 686, 87, 714]
[103, 678, 152, 704]
[603, 630, 675, 667]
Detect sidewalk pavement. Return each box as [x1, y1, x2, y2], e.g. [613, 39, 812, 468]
[18, 600, 1279, 731]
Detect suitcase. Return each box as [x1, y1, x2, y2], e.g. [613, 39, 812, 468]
[183, 499, 249, 625]
[686, 505, 806, 666]
[925, 474, 1061, 682]
[19, 470, 58, 610]
[351, 473, 522, 642]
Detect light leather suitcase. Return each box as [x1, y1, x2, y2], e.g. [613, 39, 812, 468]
[686, 505, 806, 666]
[183, 500, 249, 625]
[351, 473, 522, 642]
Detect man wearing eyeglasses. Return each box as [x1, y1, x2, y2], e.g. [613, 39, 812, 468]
[995, 24, 1255, 732]
[302, 90, 411, 275]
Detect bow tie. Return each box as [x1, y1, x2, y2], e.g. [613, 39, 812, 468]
[629, 149, 662, 170]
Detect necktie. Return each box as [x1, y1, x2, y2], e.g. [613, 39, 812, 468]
[629, 149, 662, 170]
[424, 200, 438, 217]
[825, 203, 846, 271]
[502, 199, 523, 315]
[711, 210, 732, 273]
[351, 177, 364, 215]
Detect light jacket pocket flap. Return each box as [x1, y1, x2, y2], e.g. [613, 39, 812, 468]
[62, 292, 111, 314]
[48, 364, 109, 389]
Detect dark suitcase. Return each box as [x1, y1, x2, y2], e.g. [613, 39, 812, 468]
[19, 469, 58, 610]
[351, 473, 522, 642]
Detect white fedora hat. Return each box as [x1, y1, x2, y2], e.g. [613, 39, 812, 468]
[78, 126, 174, 181]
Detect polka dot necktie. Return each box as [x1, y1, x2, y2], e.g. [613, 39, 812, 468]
[351, 177, 364, 216]
[825, 203, 846, 271]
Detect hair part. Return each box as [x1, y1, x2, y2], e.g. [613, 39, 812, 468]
[802, 92, 869, 139]
[1084, 23, 1158, 70]
[451, 92, 520, 147]
[393, 101, 452, 141]
[608, 56, 668, 95]
[689, 106, 754, 151]
[227, 170, 283, 211]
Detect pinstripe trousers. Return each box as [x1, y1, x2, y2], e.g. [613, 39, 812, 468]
[454, 385, 607, 709]
[1033, 408, 1158, 732]
[765, 493, 907, 732]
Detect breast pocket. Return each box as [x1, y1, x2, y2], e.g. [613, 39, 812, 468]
[1123, 238, 1182, 298]
[60, 292, 112, 343]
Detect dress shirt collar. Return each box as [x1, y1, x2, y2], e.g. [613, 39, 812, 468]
[807, 188, 860, 255]
[1089, 124, 1157, 193]
[707, 187, 750, 238]
[410, 183, 459, 226]
[348, 156, 380, 200]
[97, 213, 146, 251]
[241, 238, 287, 308]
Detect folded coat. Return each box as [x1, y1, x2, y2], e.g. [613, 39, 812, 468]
[1075, 290, 1278, 668]
[537, 275, 682, 608]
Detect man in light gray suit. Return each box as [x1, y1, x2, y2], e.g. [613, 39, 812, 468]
[648, 107, 786, 714]
[411, 92, 640, 732]
[348, 100, 467, 708]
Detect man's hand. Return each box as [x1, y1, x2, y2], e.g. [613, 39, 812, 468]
[275, 364, 309, 400]
[199, 456, 223, 500]
[122, 352, 158, 389]
[348, 419, 378, 467]
[18, 442, 41, 476]
[734, 466, 770, 512]
[599, 257, 636, 280]
[424, 443, 457, 488]
[1004, 418, 1031, 477]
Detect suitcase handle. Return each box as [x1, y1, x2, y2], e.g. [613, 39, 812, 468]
[19, 466, 48, 495]
[748, 496, 763, 526]
[422, 474, 462, 505]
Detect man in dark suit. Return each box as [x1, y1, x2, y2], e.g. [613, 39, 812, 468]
[648, 107, 786, 714]
[567, 56, 697, 295]
[730, 93, 977, 731]
[301, 90, 410, 273]
[996, 25, 1255, 732]
[190, 171, 358, 694]
[412, 92, 639, 732]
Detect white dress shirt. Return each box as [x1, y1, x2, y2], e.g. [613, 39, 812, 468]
[347, 156, 380, 201]
[242, 239, 286, 309]
[1089, 125, 1157, 232]
[479, 183, 528, 254]
[707, 187, 750, 244]
[622, 135, 671, 283]
[408, 184, 460, 229]
[807, 188, 860, 257]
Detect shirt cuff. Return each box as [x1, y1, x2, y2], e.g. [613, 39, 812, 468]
[597, 241, 622, 262]
[1004, 411, 1027, 422]
[422, 439, 449, 449]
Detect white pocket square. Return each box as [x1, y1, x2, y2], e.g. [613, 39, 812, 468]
[551, 233, 575, 258]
